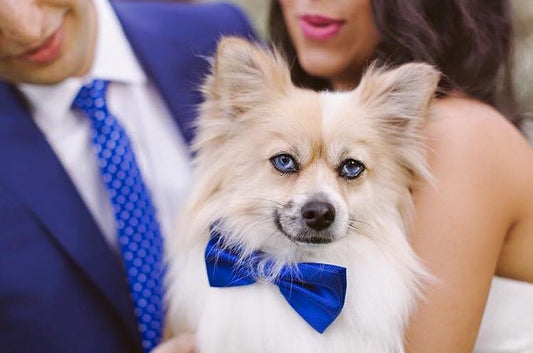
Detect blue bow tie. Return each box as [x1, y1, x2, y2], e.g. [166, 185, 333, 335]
[205, 225, 347, 333]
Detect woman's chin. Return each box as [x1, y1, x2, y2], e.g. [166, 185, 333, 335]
[298, 54, 354, 86]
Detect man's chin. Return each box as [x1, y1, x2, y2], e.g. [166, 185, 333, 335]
[1, 62, 80, 85]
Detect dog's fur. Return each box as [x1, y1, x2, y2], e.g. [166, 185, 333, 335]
[166, 37, 439, 353]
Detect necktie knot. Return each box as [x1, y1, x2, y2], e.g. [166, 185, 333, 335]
[72, 79, 110, 121]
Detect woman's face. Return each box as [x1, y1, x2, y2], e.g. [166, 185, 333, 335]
[279, 0, 381, 89]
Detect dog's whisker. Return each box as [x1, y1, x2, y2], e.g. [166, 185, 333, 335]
[348, 217, 377, 231]
[347, 217, 374, 239]
[242, 197, 285, 208]
[234, 218, 274, 234]
[243, 206, 282, 212]
[261, 230, 281, 249]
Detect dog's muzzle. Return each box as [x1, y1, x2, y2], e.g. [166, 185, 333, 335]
[274, 198, 338, 245]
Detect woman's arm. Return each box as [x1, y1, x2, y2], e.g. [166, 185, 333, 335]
[495, 131, 533, 282]
[405, 97, 533, 352]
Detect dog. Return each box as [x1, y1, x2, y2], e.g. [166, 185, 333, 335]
[165, 37, 440, 353]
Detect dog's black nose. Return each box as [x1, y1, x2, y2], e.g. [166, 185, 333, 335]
[301, 201, 336, 231]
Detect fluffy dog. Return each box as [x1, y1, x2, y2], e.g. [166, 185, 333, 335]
[165, 37, 439, 353]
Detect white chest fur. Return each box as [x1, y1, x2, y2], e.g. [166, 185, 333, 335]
[166, 231, 423, 353]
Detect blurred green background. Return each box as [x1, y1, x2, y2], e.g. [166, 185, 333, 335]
[200, 0, 269, 37]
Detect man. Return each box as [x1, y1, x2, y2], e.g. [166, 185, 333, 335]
[0, 0, 254, 352]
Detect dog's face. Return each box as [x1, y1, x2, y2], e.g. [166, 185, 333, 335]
[191, 38, 439, 259]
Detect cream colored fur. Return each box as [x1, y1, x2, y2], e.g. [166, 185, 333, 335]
[166, 37, 440, 353]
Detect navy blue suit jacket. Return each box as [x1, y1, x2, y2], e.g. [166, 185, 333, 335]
[0, 2, 254, 352]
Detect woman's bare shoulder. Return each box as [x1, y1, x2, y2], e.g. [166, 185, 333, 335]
[427, 96, 528, 155]
[425, 96, 532, 209]
[423, 96, 533, 255]
[405, 96, 533, 351]
[430, 98, 533, 283]
[412, 96, 525, 268]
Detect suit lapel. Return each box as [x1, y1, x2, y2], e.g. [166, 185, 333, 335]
[0, 4, 203, 341]
[0, 83, 139, 340]
[114, 2, 225, 145]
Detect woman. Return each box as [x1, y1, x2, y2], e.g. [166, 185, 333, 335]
[269, 0, 533, 352]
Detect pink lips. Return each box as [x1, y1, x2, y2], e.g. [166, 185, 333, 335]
[18, 25, 64, 65]
[299, 15, 345, 41]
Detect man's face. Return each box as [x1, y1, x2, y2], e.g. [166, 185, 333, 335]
[0, 0, 96, 84]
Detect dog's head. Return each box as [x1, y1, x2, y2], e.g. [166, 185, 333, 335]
[188, 37, 439, 261]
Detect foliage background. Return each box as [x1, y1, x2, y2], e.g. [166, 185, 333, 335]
[199, 0, 269, 38]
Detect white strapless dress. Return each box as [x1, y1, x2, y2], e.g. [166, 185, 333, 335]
[474, 277, 533, 352]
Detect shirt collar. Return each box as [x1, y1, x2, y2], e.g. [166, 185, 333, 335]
[17, 0, 146, 123]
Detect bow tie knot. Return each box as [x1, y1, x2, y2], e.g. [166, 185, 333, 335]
[205, 225, 347, 333]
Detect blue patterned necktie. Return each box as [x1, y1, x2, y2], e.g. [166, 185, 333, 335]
[72, 80, 164, 352]
[206, 224, 347, 333]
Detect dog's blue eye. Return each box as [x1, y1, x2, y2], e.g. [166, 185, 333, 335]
[270, 154, 298, 173]
[339, 159, 365, 179]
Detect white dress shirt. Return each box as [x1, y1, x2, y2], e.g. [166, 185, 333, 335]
[18, 0, 192, 249]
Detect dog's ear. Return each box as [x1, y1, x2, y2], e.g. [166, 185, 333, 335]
[191, 38, 292, 205]
[355, 63, 440, 182]
[203, 36, 292, 116]
[356, 62, 440, 134]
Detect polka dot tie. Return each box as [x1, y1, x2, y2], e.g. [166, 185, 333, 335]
[72, 80, 164, 352]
